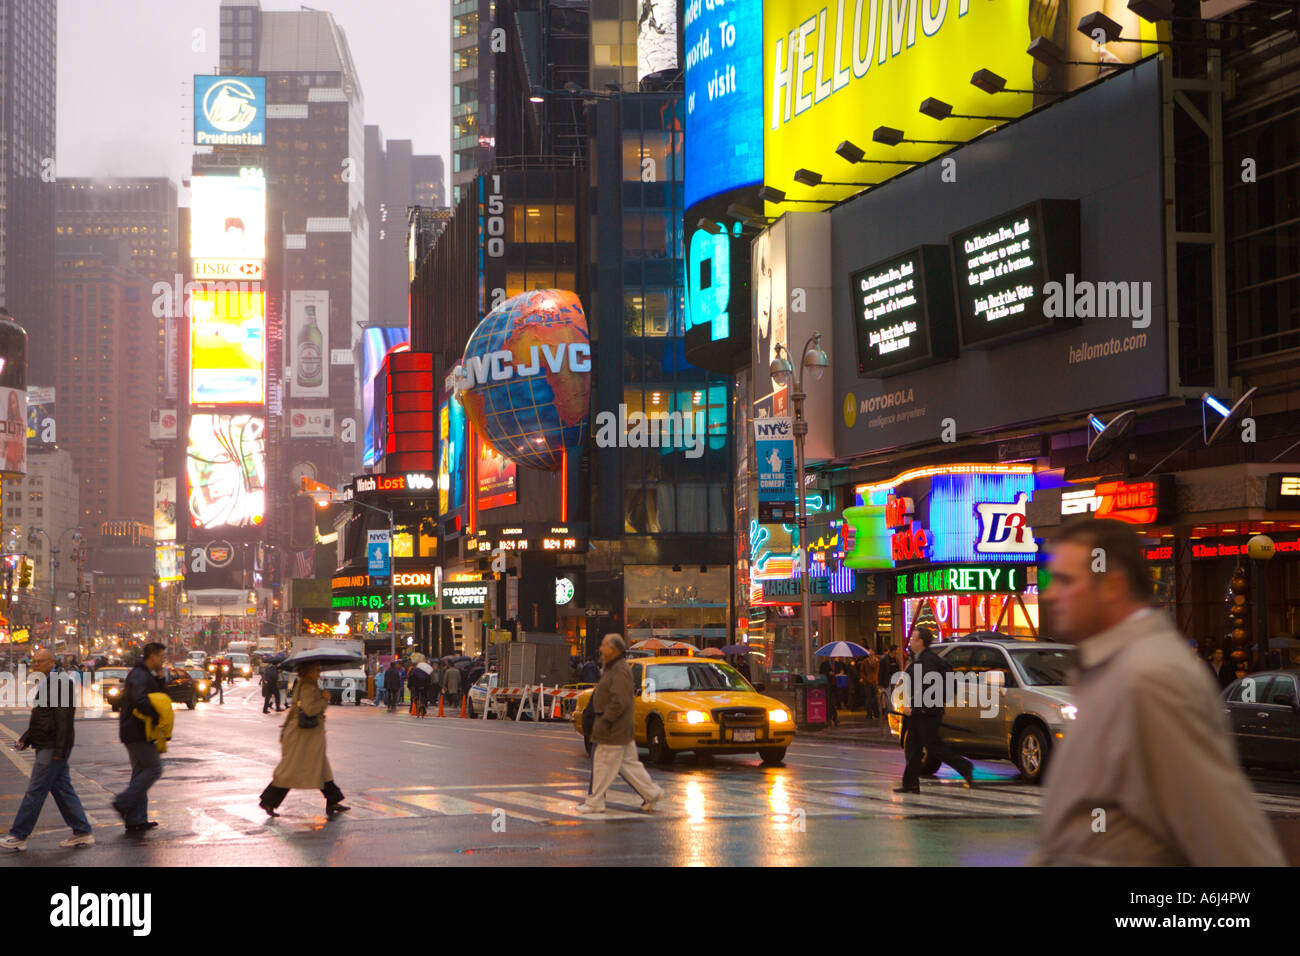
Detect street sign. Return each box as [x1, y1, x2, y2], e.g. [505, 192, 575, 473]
[367, 530, 391, 577]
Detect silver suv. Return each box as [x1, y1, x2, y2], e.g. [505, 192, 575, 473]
[888, 638, 1077, 783]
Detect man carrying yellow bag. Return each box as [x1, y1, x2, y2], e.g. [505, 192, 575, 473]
[111, 643, 171, 834]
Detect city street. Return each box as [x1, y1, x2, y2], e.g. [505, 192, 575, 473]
[5, 680, 1300, 867]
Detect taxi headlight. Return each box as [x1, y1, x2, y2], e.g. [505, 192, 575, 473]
[669, 710, 710, 725]
[1060, 704, 1078, 721]
[769, 708, 791, 724]
[107, 687, 119, 696]
[198, 682, 207, 691]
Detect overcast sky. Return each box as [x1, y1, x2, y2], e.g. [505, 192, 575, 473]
[56, 0, 450, 198]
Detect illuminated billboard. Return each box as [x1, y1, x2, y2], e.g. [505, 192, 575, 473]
[153, 477, 178, 540]
[762, 1, 1159, 213]
[288, 290, 329, 399]
[189, 285, 265, 404]
[438, 395, 467, 516]
[194, 76, 266, 147]
[361, 326, 410, 466]
[186, 414, 266, 530]
[685, 0, 764, 209]
[190, 169, 267, 261]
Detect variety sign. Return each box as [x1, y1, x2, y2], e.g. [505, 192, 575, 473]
[895, 564, 1029, 597]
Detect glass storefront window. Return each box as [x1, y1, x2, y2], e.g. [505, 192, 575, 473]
[900, 590, 1040, 642]
[624, 564, 729, 647]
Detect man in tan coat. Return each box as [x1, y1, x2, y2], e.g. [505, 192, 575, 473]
[1035, 520, 1285, 866]
[576, 634, 665, 814]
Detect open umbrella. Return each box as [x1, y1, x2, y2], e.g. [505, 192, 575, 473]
[280, 647, 366, 671]
[720, 643, 750, 655]
[815, 641, 869, 659]
[698, 647, 725, 657]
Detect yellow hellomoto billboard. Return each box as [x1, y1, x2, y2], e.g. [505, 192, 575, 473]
[763, 0, 1160, 204]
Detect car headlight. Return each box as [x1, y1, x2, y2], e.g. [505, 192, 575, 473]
[769, 708, 791, 724]
[107, 688, 119, 696]
[1060, 704, 1078, 721]
[198, 682, 207, 691]
[668, 710, 710, 725]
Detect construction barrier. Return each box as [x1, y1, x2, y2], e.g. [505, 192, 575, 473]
[478, 684, 586, 722]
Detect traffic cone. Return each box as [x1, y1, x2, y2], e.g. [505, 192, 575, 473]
[437, 693, 444, 718]
[459, 693, 468, 718]
[550, 690, 562, 721]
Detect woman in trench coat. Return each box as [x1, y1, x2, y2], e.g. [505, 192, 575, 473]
[259, 663, 350, 816]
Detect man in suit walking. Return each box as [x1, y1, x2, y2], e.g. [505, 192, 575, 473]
[895, 626, 975, 794]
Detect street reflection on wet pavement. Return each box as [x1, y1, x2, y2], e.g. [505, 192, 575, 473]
[2, 680, 1297, 866]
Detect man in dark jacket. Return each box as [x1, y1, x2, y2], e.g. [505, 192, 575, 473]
[429, 663, 444, 709]
[576, 633, 665, 814]
[579, 658, 601, 683]
[408, 662, 430, 717]
[261, 662, 282, 713]
[112, 642, 167, 832]
[1207, 647, 1237, 690]
[0, 649, 94, 851]
[442, 662, 461, 708]
[896, 627, 975, 793]
[383, 660, 402, 713]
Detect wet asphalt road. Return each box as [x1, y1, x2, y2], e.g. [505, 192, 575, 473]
[2, 680, 1299, 866]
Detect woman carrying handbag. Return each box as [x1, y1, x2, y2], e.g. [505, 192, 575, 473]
[258, 662, 350, 817]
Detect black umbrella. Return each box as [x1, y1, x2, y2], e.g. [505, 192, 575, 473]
[280, 647, 365, 672]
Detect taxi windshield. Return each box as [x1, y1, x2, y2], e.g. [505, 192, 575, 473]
[647, 662, 754, 693]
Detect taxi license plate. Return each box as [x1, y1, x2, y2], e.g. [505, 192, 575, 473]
[732, 729, 756, 742]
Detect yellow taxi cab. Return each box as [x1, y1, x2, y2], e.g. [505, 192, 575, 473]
[572, 656, 795, 766]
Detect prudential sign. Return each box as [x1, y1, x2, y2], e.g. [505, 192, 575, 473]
[194, 76, 266, 147]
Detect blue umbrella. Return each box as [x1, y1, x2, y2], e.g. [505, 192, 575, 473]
[815, 641, 869, 659]
[720, 643, 750, 655]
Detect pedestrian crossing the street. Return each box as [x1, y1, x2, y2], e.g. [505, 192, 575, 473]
[7, 711, 1300, 847]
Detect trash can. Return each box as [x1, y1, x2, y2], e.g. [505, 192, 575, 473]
[793, 674, 829, 731]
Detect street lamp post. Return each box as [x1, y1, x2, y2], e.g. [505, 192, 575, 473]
[349, 499, 397, 658]
[28, 527, 81, 652]
[769, 334, 829, 677]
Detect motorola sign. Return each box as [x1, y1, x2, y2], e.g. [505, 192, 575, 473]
[194, 76, 266, 146]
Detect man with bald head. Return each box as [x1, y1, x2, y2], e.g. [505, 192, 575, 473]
[0, 648, 94, 851]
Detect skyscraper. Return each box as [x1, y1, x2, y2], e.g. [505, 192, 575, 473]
[56, 178, 180, 407]
[213, 0, 370, 537]
[364, 128, 444, 329]
[0, 0, 57, 388]
[54, 239, 156, 540]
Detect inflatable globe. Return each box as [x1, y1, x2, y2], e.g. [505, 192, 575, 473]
[457, 289, 590, 471]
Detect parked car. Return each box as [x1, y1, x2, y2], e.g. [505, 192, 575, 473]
[1223, 670, 1300, 771]
[468, 672, 500, 717]
[886, 638, 1078, 784]
[320, 668, 365, 706]
[571, 656, 795, 765]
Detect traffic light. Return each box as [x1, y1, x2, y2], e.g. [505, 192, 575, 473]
[19, 558, 33, 589]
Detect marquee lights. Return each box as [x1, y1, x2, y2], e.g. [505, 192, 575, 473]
[854, 463, 1034, 497]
